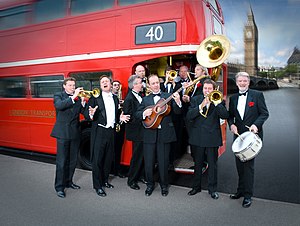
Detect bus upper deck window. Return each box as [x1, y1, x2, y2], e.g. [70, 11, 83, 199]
[0, 77, 26, 98]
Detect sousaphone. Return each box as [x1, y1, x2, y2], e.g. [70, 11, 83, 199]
[196, 34, 231, 81]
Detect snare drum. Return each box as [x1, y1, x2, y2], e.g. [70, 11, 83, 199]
[232, 131, 262, 162]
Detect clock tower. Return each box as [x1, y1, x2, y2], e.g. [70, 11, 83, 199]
[244, 6, 258, 76]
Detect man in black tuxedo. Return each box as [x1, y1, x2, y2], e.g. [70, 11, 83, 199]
[135, 65, 147, 96]
[111, 80, 126, 178]
[186, 79, 228, 199]
[51, 77, 86, 198]
[136, 74, 182, 197]
[85, 75, 130, 197]
[172, 65, 191, 161]
[189, 64, 209, 97]
[228, 72, 269, 208]
[123, 75, 144, 190]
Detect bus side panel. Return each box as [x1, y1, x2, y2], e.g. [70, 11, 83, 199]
[0, 99, 56, 154]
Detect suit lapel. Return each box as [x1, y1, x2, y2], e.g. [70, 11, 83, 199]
[243, 90, 254, 121]
[97, 94, 106, 121]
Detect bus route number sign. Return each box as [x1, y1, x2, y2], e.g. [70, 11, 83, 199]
[135, 22, 176, 45]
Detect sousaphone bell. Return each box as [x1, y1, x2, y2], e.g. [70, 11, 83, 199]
[196, 34, 231, 82]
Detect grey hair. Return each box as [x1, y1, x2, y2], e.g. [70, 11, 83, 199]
[235, 72, 250, 80]
[128, 74, 141, 89]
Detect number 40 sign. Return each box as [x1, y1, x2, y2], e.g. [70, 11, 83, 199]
[135, 22, 176, 45]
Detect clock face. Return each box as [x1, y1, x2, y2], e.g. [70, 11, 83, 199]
[246, 31, 252, 38]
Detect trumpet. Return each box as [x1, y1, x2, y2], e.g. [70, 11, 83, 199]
[168, 70, 177, 81]
[200, 87, 223, 118]
[78, 88, 100, 98]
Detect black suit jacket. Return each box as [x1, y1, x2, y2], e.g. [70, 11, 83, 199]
[84, 92, 119, 159]
[51, 91, 85, 140]
[186, 95, 229, 147]
[228, 89, 269, 140]
[123, 91, 143, 142]
[136, 92, 181, 144]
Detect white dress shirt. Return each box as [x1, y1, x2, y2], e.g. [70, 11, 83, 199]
[132, 90, 142, 104]
[237, 93, 247, 120]
[102, 92, 116, 128]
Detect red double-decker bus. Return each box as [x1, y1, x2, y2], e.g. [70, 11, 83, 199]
[0, 0, 228, 172]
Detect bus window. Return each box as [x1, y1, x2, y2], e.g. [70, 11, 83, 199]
[70, 71, 112, 90]
[119, 0, 149, 7]
[30, 75, 64, 98]
[0, 5, 30, 30]
[0, 77, 26, 98]
[70, 0, 114, 15]
[33, 0, 67, 23]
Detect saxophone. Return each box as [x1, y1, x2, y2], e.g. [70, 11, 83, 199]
[184, 74, 209, 95]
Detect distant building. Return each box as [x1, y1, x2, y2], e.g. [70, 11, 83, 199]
[244, 6, 258, 77]
[287, 47, 300, 64]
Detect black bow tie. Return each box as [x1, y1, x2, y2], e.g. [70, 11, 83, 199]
[181, 79, 188, 83]
[239, 91, 248, 96]
[153, 93, 161, 97]
[66, 93, 73, 96]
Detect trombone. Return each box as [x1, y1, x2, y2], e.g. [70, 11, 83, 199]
[199, 87, 223, 118]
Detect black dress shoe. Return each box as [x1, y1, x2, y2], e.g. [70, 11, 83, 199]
[67, 183, 81, 189]
[57, 191, 65, 198]
[95, 188, 107, 197]
[210, 192, 219, 199]
[128, 182, 140, 190]
[230, 193, 243, 199]
[138, 178, 147, 184]
[242, 198, 252, 208]
[145, 186, 154, 196]
[188, 189, 201, 196]
[104, 182, 114, 188]
[161, 188, 169, 197]
[118, 173, 126, 178]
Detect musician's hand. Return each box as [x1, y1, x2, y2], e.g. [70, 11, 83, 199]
[230, 124, 238, 135]
[182, 82, 191, 89]
[201, 94, 210, 106]
[143, 108, 152, 117]
[74, 87, 83, 97]
[182, 94, 190, 103]
[120, 112, 130, 123]
[172, 92, 181, 106]
[249, 124, 258, 133]
[89, 105, 98, 117]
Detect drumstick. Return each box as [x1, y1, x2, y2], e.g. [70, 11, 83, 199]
[245, 125, 250, 129]
[236, 132, 244, 141]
